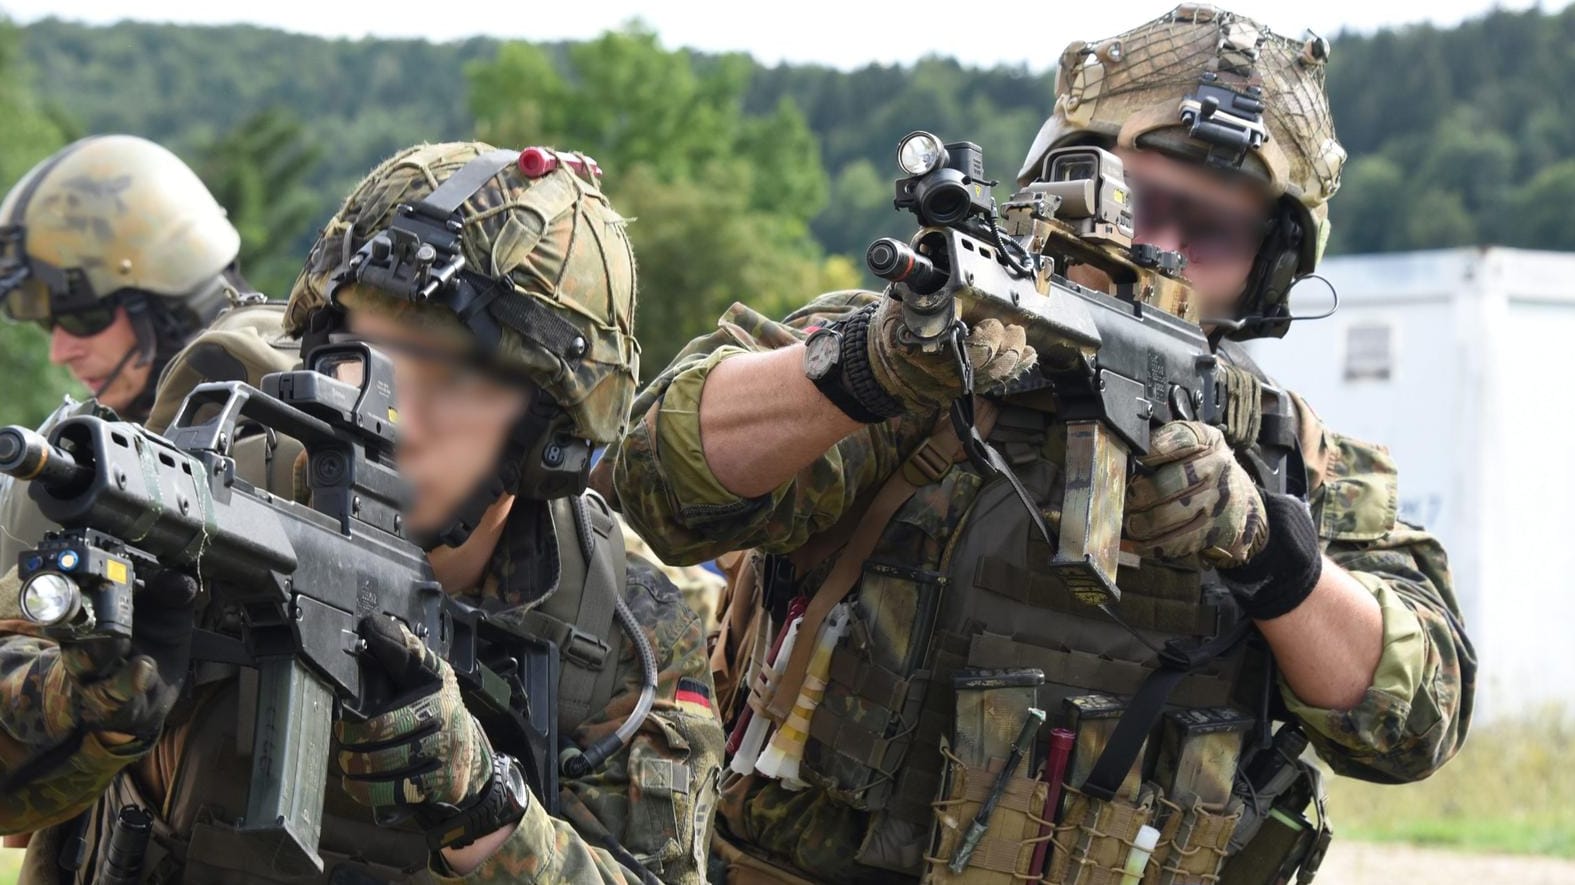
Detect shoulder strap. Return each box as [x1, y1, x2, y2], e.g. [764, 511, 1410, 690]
[517, 492, 627, 730]
[763, 400, 999, 723]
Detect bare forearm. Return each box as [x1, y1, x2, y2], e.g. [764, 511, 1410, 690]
[700, 344, 862, 498]
[1256, 556, 1383, 710]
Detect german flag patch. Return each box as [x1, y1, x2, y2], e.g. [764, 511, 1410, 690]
[675, 677, 714, 717]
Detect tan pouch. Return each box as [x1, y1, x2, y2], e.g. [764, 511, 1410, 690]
[924, 737, 1050, 884]
[1046, 786, 1157, 885]
[1144, 795, 1240, 885]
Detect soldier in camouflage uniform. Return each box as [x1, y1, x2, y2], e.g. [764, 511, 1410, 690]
[0, 134, 255, 422]
[611, 7, 1473, 884]
[0, 141, 724, 884]
[0, 134, 265, 572]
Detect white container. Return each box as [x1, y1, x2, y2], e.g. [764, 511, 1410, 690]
[1245, 247, 1575, 722]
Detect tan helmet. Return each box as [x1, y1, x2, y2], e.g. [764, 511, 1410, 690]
[1018, 4, 1347, 338]
[0, 135, 240, 330]
[285, 141, 638, 531]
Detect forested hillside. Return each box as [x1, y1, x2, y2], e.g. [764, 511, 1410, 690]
[2, 5, 1573, 424]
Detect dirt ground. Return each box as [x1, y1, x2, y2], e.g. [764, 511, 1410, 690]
[1320, 841, 1575, 884]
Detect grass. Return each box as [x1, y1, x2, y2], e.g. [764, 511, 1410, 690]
[1323, 707, 1575, 858]
[0, 847, 17, 884]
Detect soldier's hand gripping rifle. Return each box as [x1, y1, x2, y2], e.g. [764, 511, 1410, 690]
[865, 132, 1302, 609]
[0, 343, 557, 875]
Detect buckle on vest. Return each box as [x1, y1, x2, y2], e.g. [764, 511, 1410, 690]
[561, 626, 611, 671]
[902, 437, 953, 485]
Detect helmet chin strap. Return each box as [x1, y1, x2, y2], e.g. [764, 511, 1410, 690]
[412, 408, 539, 551]
[88, 341, 143, 401]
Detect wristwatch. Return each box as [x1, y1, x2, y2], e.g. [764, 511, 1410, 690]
[423, 752, 531, 851]
[803, 307, 904, 423]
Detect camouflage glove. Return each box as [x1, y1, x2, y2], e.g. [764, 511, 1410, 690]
[1218, 493, 1324, 620]
[336, 615, 494, 816]
[58, 569, 197, 740]
[867, 294, 1038, 412]
[1125, 422, 1267, 566]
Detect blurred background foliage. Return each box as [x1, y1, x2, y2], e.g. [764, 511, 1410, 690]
[3, 5, 1575, 422]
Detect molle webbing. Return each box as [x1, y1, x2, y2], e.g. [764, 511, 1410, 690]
[762, 401, 999, 724]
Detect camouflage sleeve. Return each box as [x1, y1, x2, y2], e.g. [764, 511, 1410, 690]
[610, 290, 931, 565]
[1278, 397, 1476, 784]
[437, 559, 725, 884]
[0, 629, 150, 833]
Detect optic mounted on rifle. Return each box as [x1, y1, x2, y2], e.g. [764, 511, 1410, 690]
[891, 131, 996, 227]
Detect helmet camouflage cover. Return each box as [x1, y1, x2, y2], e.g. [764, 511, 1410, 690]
[0, 134, 240, 325]
[1019, 3, 1348, 274]
[285, 141, 639, 445]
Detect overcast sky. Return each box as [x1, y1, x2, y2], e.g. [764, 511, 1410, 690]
[3, 0, 1554, 70]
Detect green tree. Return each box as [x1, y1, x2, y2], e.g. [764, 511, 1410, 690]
[0, 15, 74, 428]
[196, 108, 324, 297]
[1505, 160, 1575, 251]
[469, 26, 851, 375]
[1327, 156, 1406, 255]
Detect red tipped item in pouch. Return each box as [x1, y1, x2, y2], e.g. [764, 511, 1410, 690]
[725, 595, 809, 754]
[1029, 727, 1076, 878]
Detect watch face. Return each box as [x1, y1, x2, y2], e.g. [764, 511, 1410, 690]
[803, 329, 842, 381]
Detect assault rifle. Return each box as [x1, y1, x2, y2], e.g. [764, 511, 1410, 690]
[865, 132, 1303, 607]
[0, 343, 558, 875]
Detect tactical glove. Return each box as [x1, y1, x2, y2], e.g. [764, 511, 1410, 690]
[1125, 422, 1267, 566]
[57, 568, 197, 741]
[867, 294, 1038, 413]
[1218, 492, 1324, 620]
[336, 615, 494, 814]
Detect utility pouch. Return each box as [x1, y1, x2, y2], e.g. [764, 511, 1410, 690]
[1145, 795, 1240, 885]
[922, 669, 1046, 883]
[1219, 723, 1331, 884]
[1217, 805, 1324, 885]
[802, 559, 946, 810]
[1045, 786, 1158, 885]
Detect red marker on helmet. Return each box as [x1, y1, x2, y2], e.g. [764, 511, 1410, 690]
[518, 147, 603, 182]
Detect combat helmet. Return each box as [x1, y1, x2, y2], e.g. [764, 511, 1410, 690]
[285, 141, 639, 547]
[1018, 4, 1348, 339]
[0, 135, 241, 350]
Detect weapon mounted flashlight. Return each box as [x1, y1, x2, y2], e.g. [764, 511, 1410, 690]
[892, 131, 992, 228]
[19, 572, 84, 627]
[896, 131, 946, 176]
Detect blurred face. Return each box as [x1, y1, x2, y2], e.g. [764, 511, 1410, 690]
[1116, 147, 1275, 323]
[47, 305, 151, 414]
[347, 311, 531, 535]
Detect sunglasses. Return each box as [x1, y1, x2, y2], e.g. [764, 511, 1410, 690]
[1127, 175, 1271, 265]
[43, 302, 122, 338]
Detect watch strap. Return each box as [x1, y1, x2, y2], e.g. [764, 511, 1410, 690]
[810, 304, 904, 423]
[422, 752, 529, 851]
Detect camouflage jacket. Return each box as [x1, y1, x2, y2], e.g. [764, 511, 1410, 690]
[0, 499, 725, 884]
[610, 290, 1475, 878]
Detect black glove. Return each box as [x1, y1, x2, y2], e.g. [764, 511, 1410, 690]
[65, 569, 197, 738]
[1217, 493, 1323, 621]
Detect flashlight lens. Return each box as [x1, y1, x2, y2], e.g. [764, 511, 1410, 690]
[56, 549, 81, 572]
[21, 573, 78, 625]
[898, 132, 945, 176]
